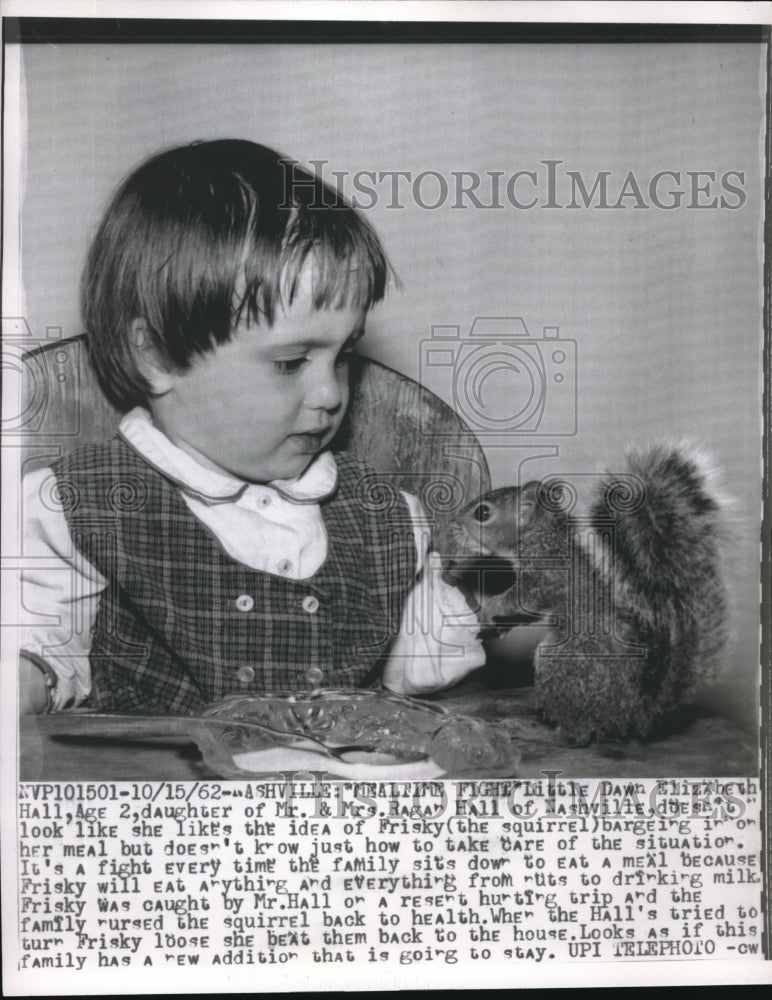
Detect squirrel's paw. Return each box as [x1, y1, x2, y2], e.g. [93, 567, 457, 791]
[560, 729, 593, 748]
[551, 722, 595, 748]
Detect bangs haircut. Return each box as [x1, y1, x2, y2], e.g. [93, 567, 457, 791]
[82, 139, 392, 410]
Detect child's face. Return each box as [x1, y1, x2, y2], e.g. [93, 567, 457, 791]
[148, 264, 367, 483]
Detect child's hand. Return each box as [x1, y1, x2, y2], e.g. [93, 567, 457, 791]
[383, 552, 486, 695]
[19, 652, 51, 715]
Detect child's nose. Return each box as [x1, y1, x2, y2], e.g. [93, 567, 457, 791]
[306, 368, 344, 412]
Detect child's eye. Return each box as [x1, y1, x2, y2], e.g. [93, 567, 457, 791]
[274, 358, 307, 375]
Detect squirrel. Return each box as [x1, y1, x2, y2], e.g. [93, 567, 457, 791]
[441, 444, 730, 745]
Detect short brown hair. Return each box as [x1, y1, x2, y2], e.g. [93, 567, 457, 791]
[82, 139, 391, 410]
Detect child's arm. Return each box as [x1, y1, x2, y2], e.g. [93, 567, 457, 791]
[19, 651, 55, 715]
[382, 493, 485, 695]
[19, 467, 107, 713]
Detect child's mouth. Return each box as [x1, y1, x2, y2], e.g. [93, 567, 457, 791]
[290, 428, 333, 450]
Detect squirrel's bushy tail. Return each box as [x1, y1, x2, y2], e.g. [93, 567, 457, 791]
[595, 444, 727, 609]
[535, 443, 730, 743]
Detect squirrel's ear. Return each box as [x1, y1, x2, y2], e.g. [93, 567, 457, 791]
[520, 481, 540, 503]
[518, 481, 540, 525]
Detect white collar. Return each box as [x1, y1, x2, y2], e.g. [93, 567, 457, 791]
[118, 407, 338, 505]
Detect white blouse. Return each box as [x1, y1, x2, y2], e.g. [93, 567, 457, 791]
[21, 408, 485, 709]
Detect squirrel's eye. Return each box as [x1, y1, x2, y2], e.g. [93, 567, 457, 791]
[472, 503, 492, 524]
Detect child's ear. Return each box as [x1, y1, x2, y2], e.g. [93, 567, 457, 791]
[129, 319, 176, 395]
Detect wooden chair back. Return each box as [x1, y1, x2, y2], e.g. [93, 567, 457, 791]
[15, 332, 489, 542]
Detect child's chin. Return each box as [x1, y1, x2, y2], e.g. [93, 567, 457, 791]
[278, 460, 315, 482]
[244, 455, 316, 485]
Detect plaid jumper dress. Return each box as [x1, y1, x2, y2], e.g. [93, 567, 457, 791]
[52, 437, 417, 712]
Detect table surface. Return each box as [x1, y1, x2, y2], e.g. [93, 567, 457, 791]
[18, 682, 757, 781]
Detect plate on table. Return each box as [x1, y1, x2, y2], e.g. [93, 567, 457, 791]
[42, 689, 521, 779]
[192, 688, 521, 779]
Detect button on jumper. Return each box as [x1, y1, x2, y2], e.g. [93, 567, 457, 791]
[305, 667, 324, 687]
